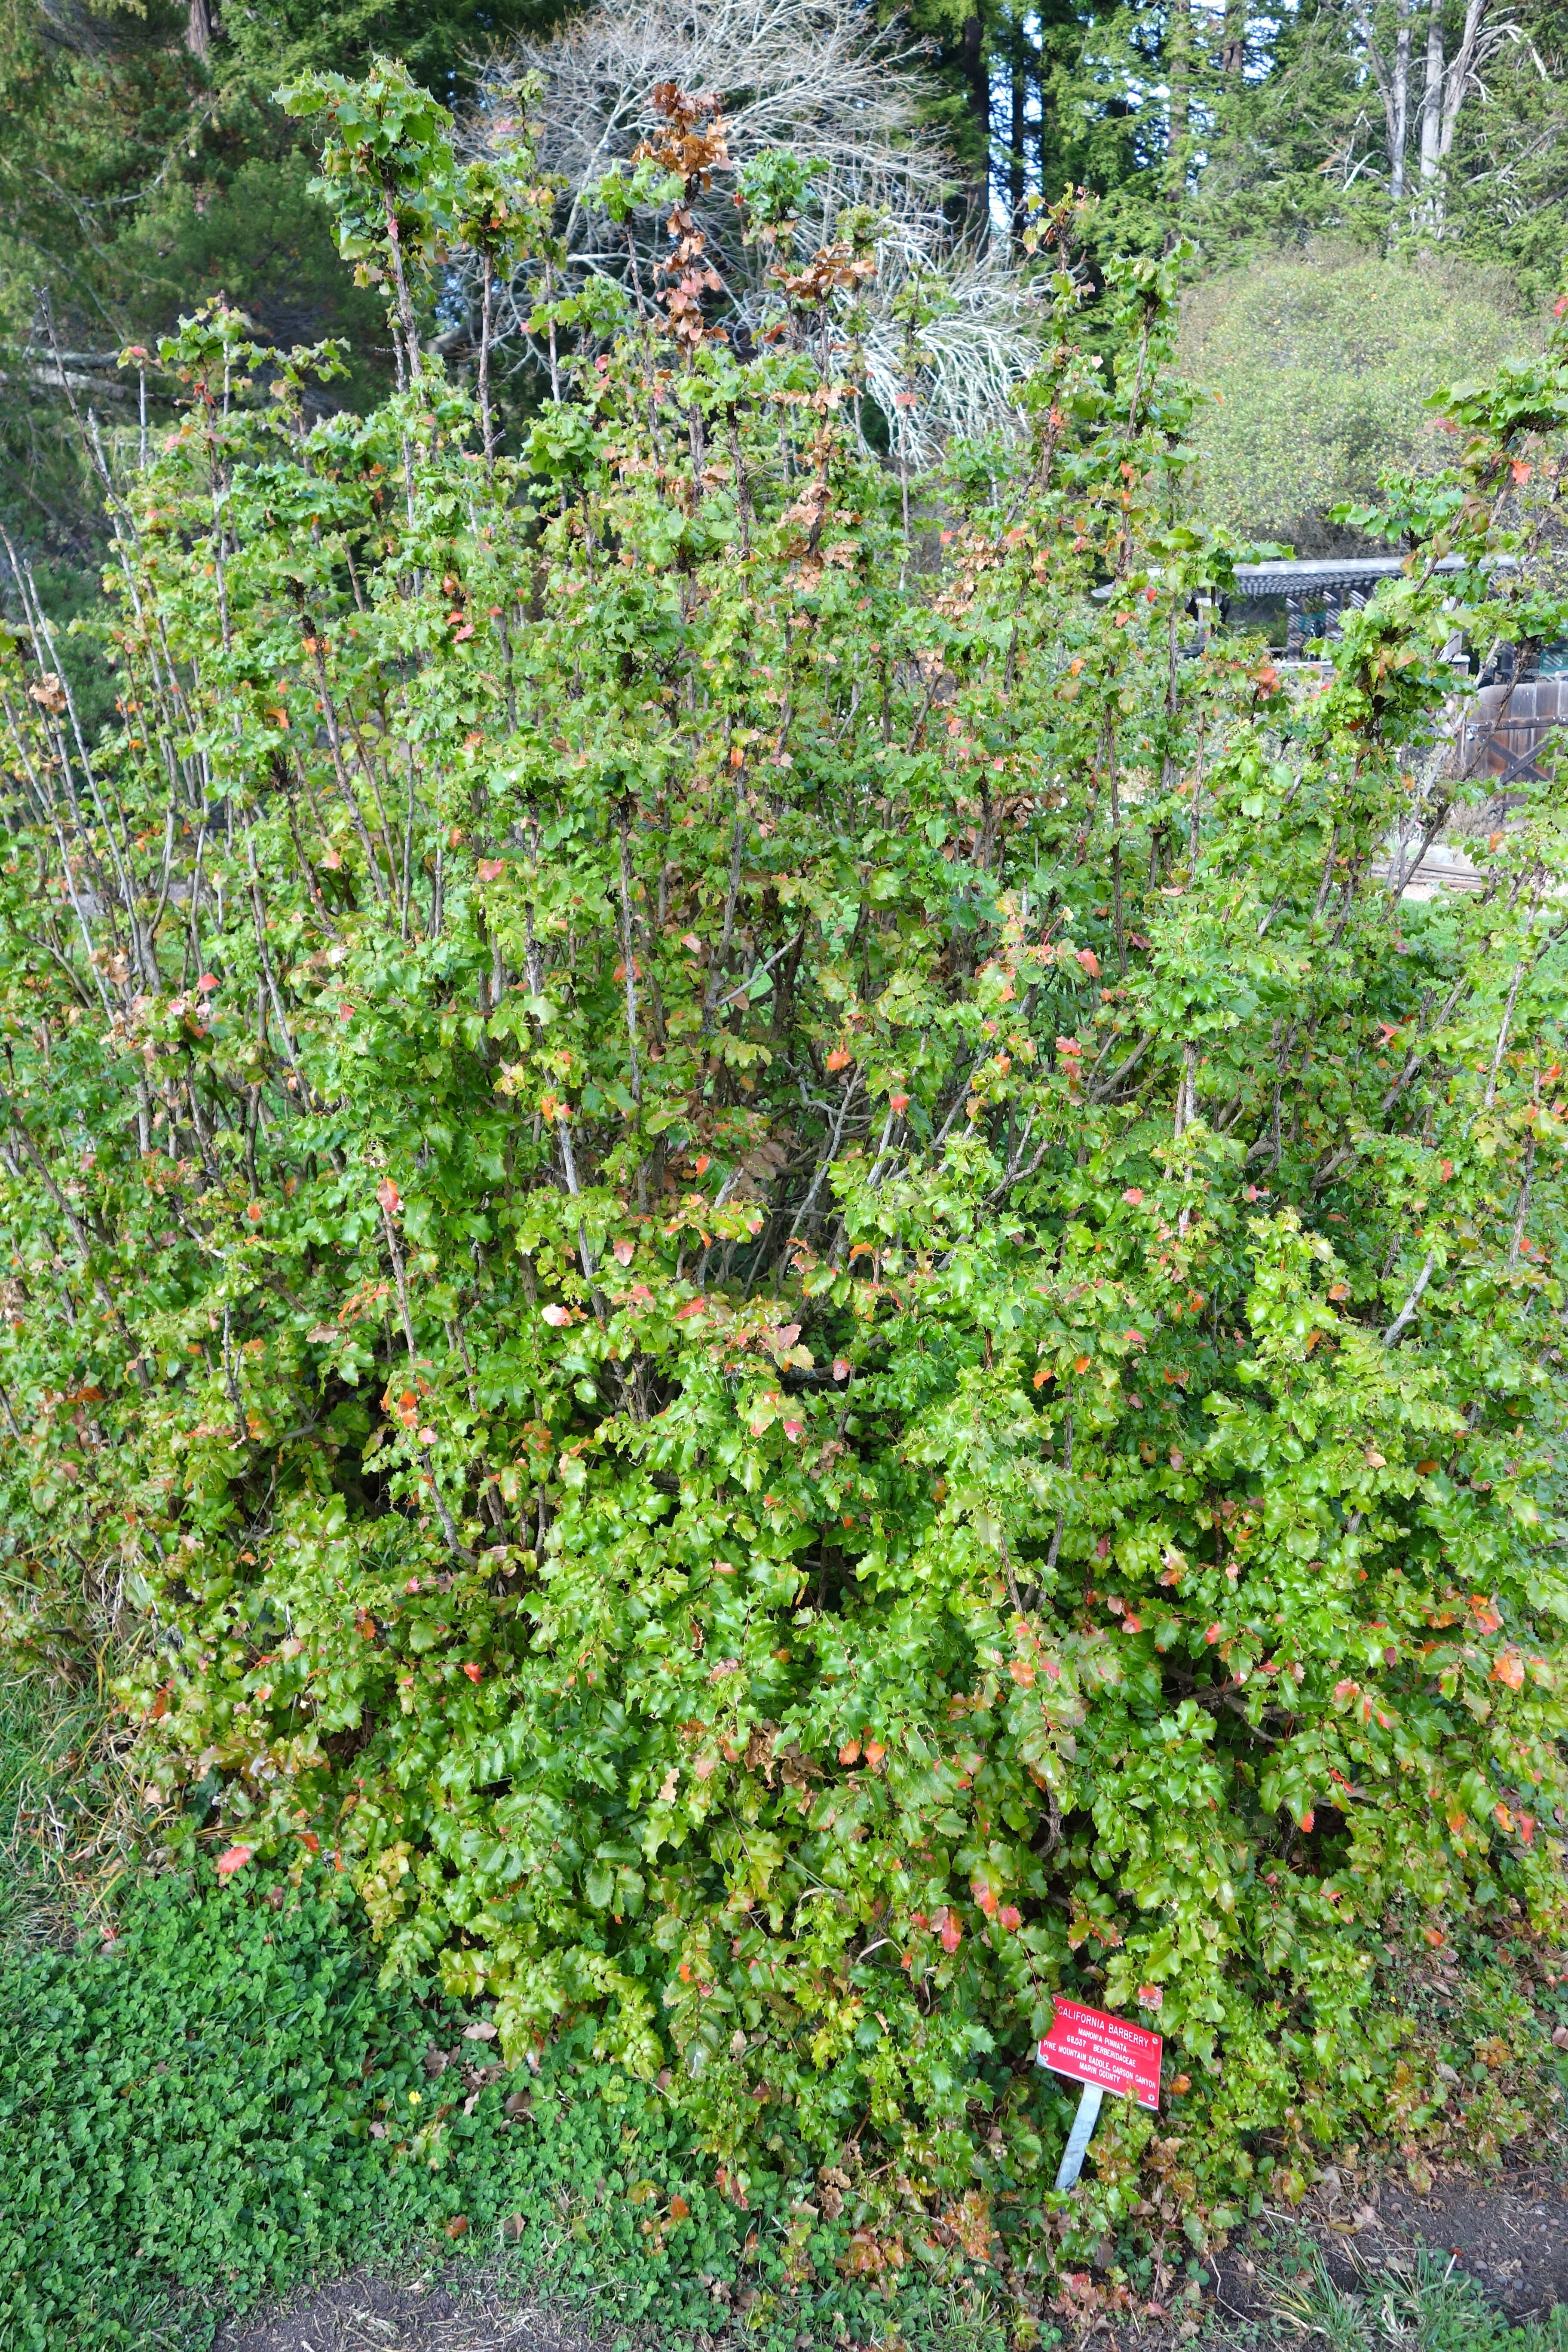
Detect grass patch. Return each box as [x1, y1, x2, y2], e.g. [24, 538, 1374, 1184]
[0, 1672, 111, 1949]
[1257, 2240, 1568, 2352]
[0, 1863, 1006, 2352]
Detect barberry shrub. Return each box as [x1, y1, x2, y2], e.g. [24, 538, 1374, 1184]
[3, 59, 1567, 2282]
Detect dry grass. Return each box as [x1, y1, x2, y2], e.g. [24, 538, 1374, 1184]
[0, 1666, 144, 1948]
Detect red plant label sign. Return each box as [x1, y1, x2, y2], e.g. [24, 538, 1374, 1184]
[1037, 1998, 1162, 2111]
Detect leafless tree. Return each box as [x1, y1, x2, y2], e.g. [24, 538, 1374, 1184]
[1348, 0, 1514, 222]
[459, 0, 1041, 463]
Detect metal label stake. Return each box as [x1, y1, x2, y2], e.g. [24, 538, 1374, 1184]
[1054, 2080, 1103, 2191]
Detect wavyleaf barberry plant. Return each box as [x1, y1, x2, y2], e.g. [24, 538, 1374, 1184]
[3, 59, 1568, 2283]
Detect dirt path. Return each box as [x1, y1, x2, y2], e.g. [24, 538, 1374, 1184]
[215, 2274, 599, 2352]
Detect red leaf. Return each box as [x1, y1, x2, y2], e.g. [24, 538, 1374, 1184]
[215, 1845, 252, 1878]
[462, 1662, 482, 1683]
[377, 1177, 400, 1216]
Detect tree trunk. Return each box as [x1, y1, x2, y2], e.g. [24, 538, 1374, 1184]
[1438, 0, 1489, 164]
[1009, 28, 1027, 248]
[186, 0, 213, 59]
[1389, 0, 1413, 199]
[1221, 0, 1246, 75]
[1417, 0, 1486, 228]
[1418, 0, 1446, 191]
[962, 15, 992, 239]
[1165, 0, 1191, 197]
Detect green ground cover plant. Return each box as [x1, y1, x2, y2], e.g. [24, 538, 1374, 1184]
[2, 1860, 984, 2352]
[2, 57, 1568, 2318]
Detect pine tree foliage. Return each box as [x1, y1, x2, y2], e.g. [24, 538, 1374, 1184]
[0, 0, 558, 564]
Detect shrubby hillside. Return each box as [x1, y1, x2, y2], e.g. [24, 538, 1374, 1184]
[1179, 249, 1538, 553]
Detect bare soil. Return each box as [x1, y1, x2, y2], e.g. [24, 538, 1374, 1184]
[214, 2271, 601, 2352]
[1202, 2159, 1568, 2340]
